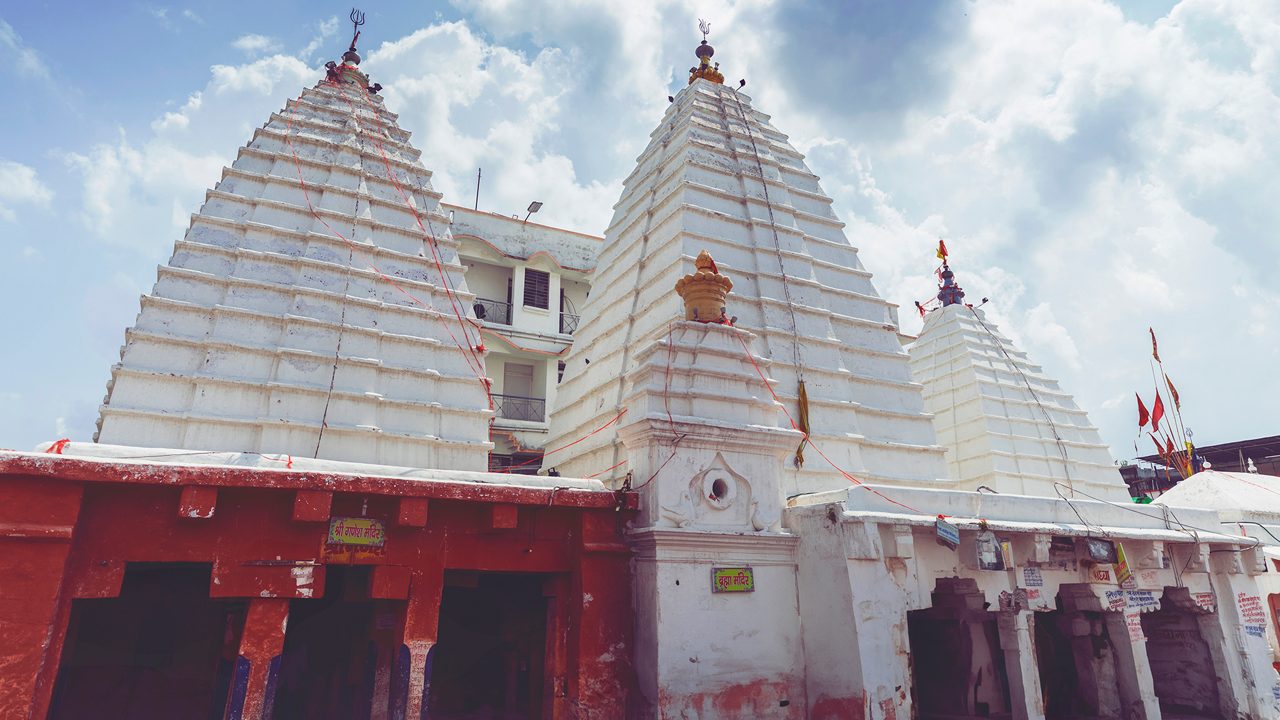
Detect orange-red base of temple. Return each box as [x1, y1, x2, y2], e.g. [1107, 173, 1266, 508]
[0, 453, 636, 719]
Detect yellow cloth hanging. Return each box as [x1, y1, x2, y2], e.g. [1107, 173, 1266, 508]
[795, 380, 810, 468]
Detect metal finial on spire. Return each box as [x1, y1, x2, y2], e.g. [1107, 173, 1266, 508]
[689, 19, 724, 85]
[349, 8, 366, 52]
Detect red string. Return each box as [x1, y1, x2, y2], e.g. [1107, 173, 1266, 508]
[631, 322, 684, 492]
[502, 407, 630, 471]
[336, 85, 488, 378]
[731, 332, 923, 513]
[280, 87, 492, 409]
[585, 459, 628, 479]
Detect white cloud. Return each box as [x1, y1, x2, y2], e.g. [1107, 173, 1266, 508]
[233, 34, 281, 55]
[0, 19, 51, 80]
[63, 55, 313, 250]
[0, 160, 53, 222]
[52, 0, 1280, 463]
[300, 16, 341, 60]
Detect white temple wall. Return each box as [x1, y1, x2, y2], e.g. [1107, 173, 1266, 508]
[785, 485, 1278, 720]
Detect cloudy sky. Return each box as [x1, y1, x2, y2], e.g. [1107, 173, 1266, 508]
[1, 0, 1276, 468]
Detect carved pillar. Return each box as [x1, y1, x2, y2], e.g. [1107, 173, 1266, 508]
[997, 612, 1046, 720]
[394, 562, 444, 720]
[1101, 611, 1160, 720]
[224, 597, 289, 720]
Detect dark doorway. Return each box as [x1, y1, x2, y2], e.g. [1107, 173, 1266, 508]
[1141, 603, 1224, 719]
[49, 563, 244, 720]
[907, 578, 1012, 719]
[1034, 609, 1125, 719]
[428, 572, 550, 720]
[272, 566, 378, 720]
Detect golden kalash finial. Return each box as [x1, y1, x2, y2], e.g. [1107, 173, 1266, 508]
[675, 250, 733, 322]
[688, 19, 725, 85]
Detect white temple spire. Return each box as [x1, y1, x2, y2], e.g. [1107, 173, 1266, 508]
[94, 22, 492, 470]
[546, 34, 948, 494]
[908, 248, 1129, 500]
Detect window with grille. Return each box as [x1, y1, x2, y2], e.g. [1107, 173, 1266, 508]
[523, 269, 550, 309]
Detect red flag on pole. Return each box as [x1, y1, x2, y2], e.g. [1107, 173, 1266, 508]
[1164, 374, 1181, 410]
[1150, 393, 1165, 434]
[1136, 393, 1149, 429]
[936, 239, 948, 261]
[1149, 432, 1167, 459]
[1149, 327, 1161, 363]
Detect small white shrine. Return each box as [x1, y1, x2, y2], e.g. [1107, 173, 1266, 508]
[907, 261, 1131, 501]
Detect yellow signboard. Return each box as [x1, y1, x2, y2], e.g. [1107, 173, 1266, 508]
[1115, 542, 1135, 589]
[327, 517, 386, 547]
[711, 567, 754, 593]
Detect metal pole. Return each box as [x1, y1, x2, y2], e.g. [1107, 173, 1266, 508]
[474, 167, 481, 210]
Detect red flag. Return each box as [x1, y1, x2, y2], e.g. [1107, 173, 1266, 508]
[936, 239, 948, 261]
[1164, 374, 1181, 410]
[1136, 393, 1149, 429]
[1149, 432, 1167, 459]
[1149, 327, 1161, 363]
[1150, 393, 1164, 434]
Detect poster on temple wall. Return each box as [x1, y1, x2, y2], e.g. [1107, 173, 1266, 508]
[1124, 610, 1145, 642]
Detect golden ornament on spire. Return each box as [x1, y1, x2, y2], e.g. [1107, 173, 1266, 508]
[688, 19, 725, 85]
[675, 250, 733, 322]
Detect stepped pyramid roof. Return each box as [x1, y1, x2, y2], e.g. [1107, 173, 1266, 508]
[546, 39, 948, 494]
[908, 274, 1129, 500]
[95, 41, 493, 470]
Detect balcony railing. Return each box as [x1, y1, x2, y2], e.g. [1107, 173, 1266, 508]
[494, 393, 546, 422]
[489, 453, 542, 475]
[473, 297, 512, 325]
[560, 312, 581, 335]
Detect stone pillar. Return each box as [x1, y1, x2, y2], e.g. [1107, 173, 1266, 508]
[1101, 611, 1160, 720]
[1201, 562, 1277, 720]
[1, 479, 84, 720]
[997, 612, 1046, 720]
[394, 564, 444, 720]
[571, 511, 633, 718]
[225, 597, 289, 720]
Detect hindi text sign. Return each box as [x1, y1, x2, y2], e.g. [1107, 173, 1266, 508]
[711, 567, 755, 593]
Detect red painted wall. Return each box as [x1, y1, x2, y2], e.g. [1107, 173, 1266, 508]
[0, 453, 636, 720]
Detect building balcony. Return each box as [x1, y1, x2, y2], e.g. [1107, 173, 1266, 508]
[560, 312, 580, 335]
[473, 297, 512, 326]
[493, 393, 546, 423]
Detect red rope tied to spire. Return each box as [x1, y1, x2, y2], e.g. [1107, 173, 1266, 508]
[731, 331, 924, 514]
[333, 84, 490, 382]
[281, 85, 494, 411]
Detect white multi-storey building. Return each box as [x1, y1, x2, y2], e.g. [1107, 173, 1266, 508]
[445, 204, 598, 472]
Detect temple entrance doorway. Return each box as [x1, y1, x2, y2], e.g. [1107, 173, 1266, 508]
[907, 577, 1013, 719]
[1141, 597, 1224, 719]
[1029, 584, 1152, 717]
[272, 565, 382, 720]
[48, 563, 245, 720]
[428, 571, 551, 720]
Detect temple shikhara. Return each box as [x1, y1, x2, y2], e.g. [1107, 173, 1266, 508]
[3, 14, 1279, 720]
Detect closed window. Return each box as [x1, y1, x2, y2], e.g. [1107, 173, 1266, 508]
[523, 269, 550, 309]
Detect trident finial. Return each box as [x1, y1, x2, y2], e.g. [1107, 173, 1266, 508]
[699, 18, 710, 42]
[349, 8, 365, 52]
